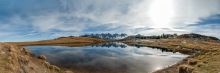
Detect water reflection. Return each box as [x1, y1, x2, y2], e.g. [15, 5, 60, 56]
[93, 42, 176, 53]
[26, 43, 188, 73]
[134, 45, 176, 53]
[92, 42, 127, 48]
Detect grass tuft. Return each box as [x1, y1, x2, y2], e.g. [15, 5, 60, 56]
[187, 58, 197, 65]
[178, 65, 195, 73]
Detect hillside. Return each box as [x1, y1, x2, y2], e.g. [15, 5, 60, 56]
[6, 36, 108, 46]
[0, 36, 107, 73]
[177, 33, 220, 42]
[0, 43, 72, 73]
[122, 33, 220, 73]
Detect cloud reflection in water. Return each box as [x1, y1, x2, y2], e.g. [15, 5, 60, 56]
[26, 43, 188, 73]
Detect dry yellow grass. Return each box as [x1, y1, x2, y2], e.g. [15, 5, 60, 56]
[123, 38, 220, 73]
[6, 37, 108, 46]
[3, 36, 220, 73]
[0, 43, 74, 73]
[178, 65, 195, 73]
[0, 43, 59, 73]
[0, 37, 108, 73]
[187, 58, 197, 65]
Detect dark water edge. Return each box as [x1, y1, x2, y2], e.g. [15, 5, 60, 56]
[25, 42, 188, 73]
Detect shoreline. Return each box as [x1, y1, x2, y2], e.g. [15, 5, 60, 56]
[153, 50, 201, 73]
[2, 37, 220, 73]
[0, 37, 108, 73]
[122, 38, 220, 73]
[0, 43, 68, 73]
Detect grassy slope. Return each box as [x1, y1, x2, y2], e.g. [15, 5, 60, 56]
[123, 38, 220, 73]
[0, 37, 107, 73]
[6, 37, 108, 46]
[0, 43, 66, 73]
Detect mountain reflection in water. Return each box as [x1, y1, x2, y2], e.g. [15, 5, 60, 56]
[26, 42, 188, 73]
[93, 42, 176, 53]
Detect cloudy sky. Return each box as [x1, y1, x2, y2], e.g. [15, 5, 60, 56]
[0, 0, 220, 42]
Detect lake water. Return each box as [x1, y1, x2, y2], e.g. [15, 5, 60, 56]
[25, 42, 188, 73]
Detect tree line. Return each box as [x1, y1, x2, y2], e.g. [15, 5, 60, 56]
[135, 33, 178, 39]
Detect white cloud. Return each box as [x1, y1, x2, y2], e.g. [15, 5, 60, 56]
[1, 0, 220, 41]
[26, 0, 220, 33]
[30, 12, 86, 32]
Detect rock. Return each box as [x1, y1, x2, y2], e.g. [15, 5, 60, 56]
[38, 55, 46, 60]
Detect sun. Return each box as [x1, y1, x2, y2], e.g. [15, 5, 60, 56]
[149, 0, 174, 28]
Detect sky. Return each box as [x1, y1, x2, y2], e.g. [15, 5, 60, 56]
[0, 0, 220, 42]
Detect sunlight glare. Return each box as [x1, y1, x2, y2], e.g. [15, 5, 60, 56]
[149, 0, 174, 28]
[155, 66, 162, 70]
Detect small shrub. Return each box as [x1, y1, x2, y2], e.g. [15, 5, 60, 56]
[38, 55, 46, 60]
[23, 48, 33, 56]
[49, 65, 54, 70]
[49, 65, 60, 71]
[43, 61, 50, 68]
[53, 65, 60, 71]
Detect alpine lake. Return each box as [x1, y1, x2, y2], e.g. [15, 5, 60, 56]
[25, 42, 188, 73]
